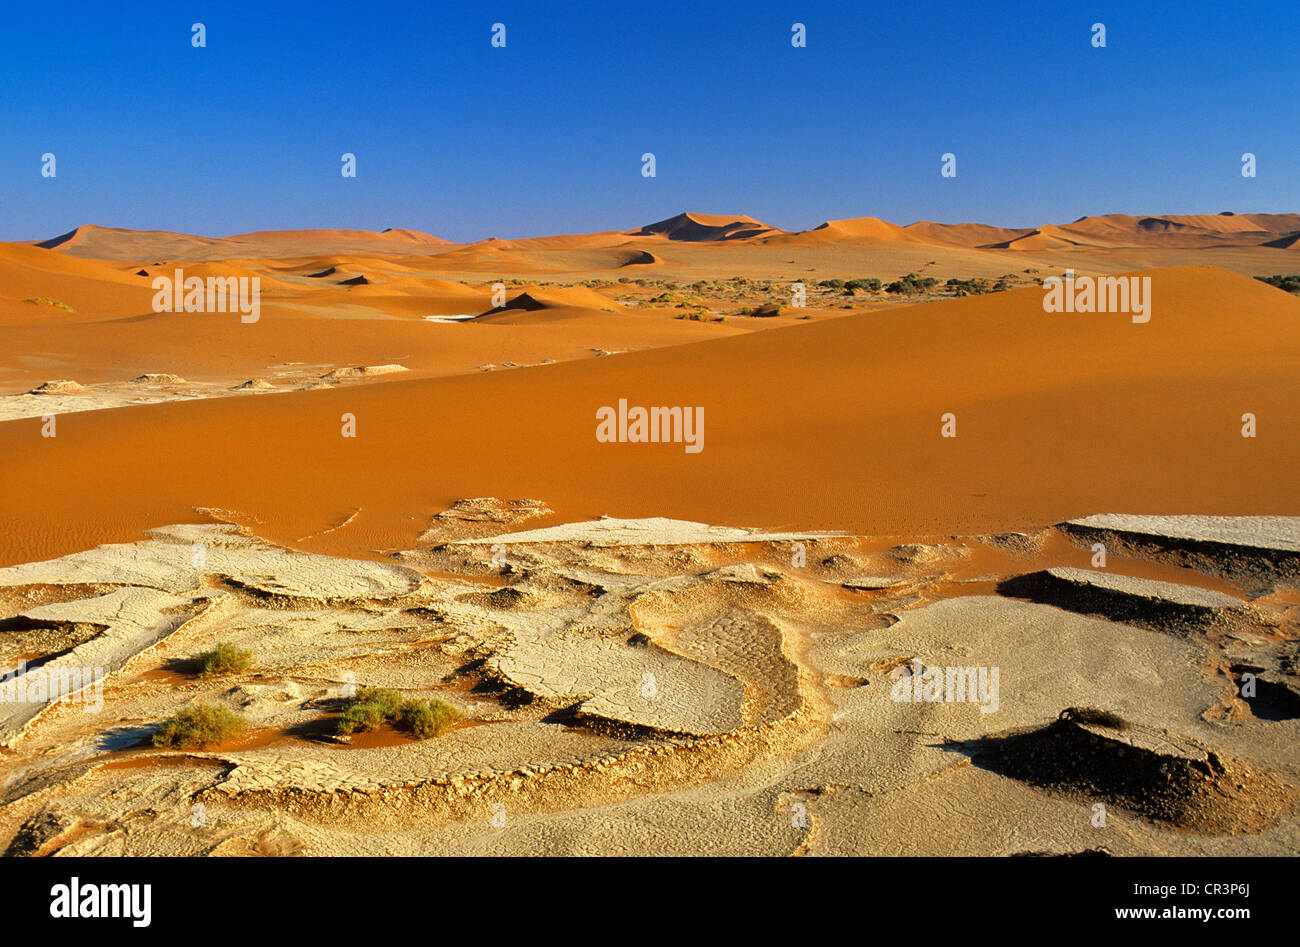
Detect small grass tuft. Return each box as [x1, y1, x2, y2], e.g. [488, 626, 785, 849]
[24, 297, 74, 312]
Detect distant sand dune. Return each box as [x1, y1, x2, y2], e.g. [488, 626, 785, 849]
[770, 216, 952, 247]
[33, 224, 453, 262]
[632, 212, 783, 242]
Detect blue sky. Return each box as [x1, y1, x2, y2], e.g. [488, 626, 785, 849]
[2, 0, 1296, 241]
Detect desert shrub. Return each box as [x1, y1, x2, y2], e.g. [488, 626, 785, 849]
[152, 704, 247, 748]
[336, 687, 461, 740]
[1256, 274, 1300, 294]
[751, 303, 784, 317]
[818, 278, 845, 289]
[336, 686, 405, 735]
[395, 699, 463, 739]
[844, 278, 882, 292]
[337, 701, 388, 735]
[948, 277, 1003, 296]
[194, 642, 253, 677]
[886, 274, 939, 294]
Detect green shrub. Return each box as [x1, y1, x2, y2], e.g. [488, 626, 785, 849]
[336, 686, 404, 735]
[336, 687, 461, 740]
[152, 704, 247, 748]
[194, 642, 253, 677]
[396, 699, 463, 739]
[844, 278, 882, 292]
[885, 274, 938, 295]
[1256, 274, 1300, 295]
[337, 701, 388, 735]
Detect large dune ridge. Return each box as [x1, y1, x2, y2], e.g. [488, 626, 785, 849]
[1, 264, 1295, 567]
[765, 216, 954, 247]
[35, 224, 453, 262]
[909, 213, 1300, 251]
[28, 210, 1300, 266]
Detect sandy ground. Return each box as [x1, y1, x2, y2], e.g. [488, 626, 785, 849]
[0, 263, 1295, 568]
[0, 212, 1296, 855]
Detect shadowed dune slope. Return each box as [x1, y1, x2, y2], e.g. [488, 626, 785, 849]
[0, 266, 1296, 565]
[474, 286, 623, 323]
[632, 213, 782, 242]
[905, 221, 1036, 247]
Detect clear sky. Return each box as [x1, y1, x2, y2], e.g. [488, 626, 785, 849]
[2, 0, 1296, 241]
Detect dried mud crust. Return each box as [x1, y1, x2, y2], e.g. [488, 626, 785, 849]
[0, 511, 1294, 855]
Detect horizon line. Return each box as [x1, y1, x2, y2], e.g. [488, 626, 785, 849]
[22, 208, 1300, 248]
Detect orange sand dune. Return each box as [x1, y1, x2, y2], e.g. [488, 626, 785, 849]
[769, 216, 953, 247]
[275, 255, 433, 275]
[616, 247, 660, 266]
[474, 286, 622, 323]
[414, 243, 526, 269]
[0, 242, 158, 324]
[36, 225, 453, 262]
[1, 265, 1295, 567]
[981, 224, 1129, 251]
[30, 212, 1300, 283]
[230, 228, 450, 248]
[0, 280, 733, 394]
[907, 213, 1300, 251]
[476, 231, 636, 251]
[632, 213, 782, 242]
[1117, 212, 1300, 235]
[905, 221, 1035, 248]
[1049, 213, 1300, 249]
